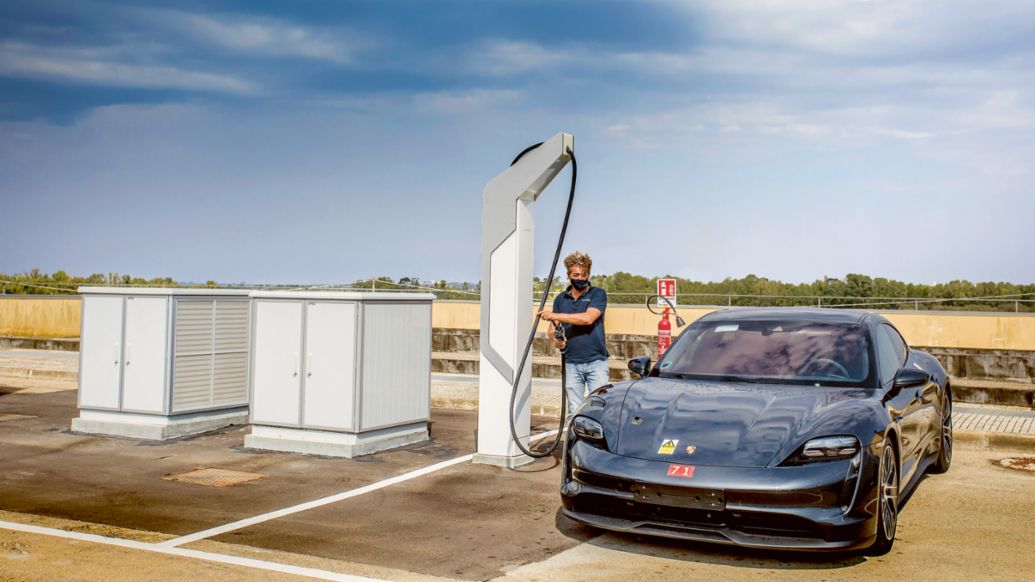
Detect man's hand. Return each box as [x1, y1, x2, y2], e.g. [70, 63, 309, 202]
[546, 320, 566, 351]
[537, 309, 555, 322]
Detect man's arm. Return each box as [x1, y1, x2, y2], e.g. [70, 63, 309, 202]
[539, 307, 602, 326]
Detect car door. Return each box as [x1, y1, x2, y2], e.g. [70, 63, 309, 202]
[884, 323, 940, 455]
[876, 323, 925, 485]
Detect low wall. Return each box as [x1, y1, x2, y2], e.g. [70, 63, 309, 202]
[4, 296, 1035, 352]
[0, 297, 80, 338]
[434, 301, 1035, 352]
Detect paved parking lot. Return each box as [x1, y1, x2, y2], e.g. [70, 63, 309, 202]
[1, 387, 1033, 581]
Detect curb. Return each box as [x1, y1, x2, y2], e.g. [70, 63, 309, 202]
[431, 397, 563, 418]
[954, 430, 1035, 452]
[0, 368, 78, 380]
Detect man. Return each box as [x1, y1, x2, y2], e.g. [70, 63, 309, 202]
[538, 251, 609, 415]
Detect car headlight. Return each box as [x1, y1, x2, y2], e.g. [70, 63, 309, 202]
[572, 416, 606, 445]
[801, 436, 859, 460]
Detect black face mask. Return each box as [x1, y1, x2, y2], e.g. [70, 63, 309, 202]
[571, 278, 590, 291]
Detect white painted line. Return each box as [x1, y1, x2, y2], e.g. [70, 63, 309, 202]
[0, 519, 383, 582]
[160, 453, 476, 547]
[163, 428, 561, 548]
[0, 430, 563, 579]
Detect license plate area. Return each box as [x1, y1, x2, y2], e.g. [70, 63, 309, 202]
[631, 484, 726, 510]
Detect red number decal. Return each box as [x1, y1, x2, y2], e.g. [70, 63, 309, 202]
[667, 464, 695, 479]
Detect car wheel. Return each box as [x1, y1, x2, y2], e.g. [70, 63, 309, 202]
[867, 442, 899, 556]
[931, 397, 952, 474]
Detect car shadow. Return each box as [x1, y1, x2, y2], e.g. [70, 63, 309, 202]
[553, 509, 867, 569]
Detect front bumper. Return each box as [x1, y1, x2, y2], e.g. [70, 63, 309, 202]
[561, 440, 878, 551]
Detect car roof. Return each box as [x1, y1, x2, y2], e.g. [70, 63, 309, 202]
[698, 307, 870, 325]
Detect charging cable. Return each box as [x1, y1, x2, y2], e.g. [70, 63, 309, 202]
[506, 142, 576, 459]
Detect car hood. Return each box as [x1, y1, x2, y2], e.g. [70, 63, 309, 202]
[613, 377, 870, 468]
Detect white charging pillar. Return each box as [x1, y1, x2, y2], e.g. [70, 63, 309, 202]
[474, 132, 574, 468]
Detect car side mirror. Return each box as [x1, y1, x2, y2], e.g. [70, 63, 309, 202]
[893, 367, 929, 389]
[628, 356, 652, 378]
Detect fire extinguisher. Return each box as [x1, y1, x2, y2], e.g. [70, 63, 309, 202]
[658, 307, 672, 357]
[647, 295, 686, 359]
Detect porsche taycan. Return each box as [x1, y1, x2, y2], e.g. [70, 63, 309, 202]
[560, 308, 952, 554]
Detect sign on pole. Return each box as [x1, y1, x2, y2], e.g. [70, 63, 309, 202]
[657, 278, 677, 308]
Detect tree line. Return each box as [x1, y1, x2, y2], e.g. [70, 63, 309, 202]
[580, 272, 1035, 312]
[2, 270, 1032, 312]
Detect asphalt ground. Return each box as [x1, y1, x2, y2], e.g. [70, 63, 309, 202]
[2, 386, 1035, 581]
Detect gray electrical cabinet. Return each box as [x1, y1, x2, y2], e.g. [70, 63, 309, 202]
[72, 287, 252, 439]
[244, 291, 434, 457]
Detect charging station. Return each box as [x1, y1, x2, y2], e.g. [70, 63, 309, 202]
[473, 132, 574, 468]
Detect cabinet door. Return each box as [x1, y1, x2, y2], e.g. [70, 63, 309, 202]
[251, 300, 303, 425]
[302, 301, 356, 430]
[79, 296, 124, 410]
[121, 296, 169, 413]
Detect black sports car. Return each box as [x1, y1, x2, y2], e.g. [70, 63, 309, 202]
[561, 308, 952, 554]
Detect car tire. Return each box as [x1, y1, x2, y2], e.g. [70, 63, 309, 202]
[867, 442, 899, 556]
[931, 396, 952, 474]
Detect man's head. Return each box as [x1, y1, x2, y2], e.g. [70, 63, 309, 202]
[563, 251, 592, 290]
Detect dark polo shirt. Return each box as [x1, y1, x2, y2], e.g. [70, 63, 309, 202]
[552, 285, 609, 364]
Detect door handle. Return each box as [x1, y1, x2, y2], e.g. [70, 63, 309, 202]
[292, 352, 299, 377]
[126, 343, 132, 366]
[113, 342, 121, 366]
[307, 353, 313, 377]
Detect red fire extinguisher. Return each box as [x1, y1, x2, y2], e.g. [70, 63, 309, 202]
[658, 307, 672, 357]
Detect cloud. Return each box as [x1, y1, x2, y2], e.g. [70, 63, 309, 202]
[0, 41, 256, 94]
[156, 11, 361, 63]
[415, 89, 523, 113]
[465, 40, 583, 76]
[307, 88, 523, 116]
[685, 0, 1035, 58]
[605, 100, 943, 145]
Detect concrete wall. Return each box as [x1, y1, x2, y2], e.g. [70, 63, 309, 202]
[4, 296, 1035, 352]
[0, 297, 80, 338]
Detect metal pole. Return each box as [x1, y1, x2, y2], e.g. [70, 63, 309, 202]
[817, 297, 821, 307]
[1016, 300, 1020, 313]
[728, 295, 732, 307]
[914, 300, 919, 310]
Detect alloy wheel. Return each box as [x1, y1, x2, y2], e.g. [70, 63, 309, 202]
[879, 445, 899, 541]
[942, 404, 953, 464]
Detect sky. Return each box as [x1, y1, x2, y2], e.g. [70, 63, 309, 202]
[1, 0, 1033, 286]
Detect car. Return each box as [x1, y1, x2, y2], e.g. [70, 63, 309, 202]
[560, 308, 952, 555]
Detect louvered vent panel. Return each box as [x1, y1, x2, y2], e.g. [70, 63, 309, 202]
[174, 300, 214, 355]
[212, 352, 248, 406]
[172, 354, 213, 411]
[214, 300, 249, 353]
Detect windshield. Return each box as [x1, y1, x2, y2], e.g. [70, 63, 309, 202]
[657, 319, 873, 387]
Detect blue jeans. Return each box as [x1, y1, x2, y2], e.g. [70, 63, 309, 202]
[564, 358, 610, 415]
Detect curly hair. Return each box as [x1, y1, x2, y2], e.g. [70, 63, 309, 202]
[563, 251, 593, 275]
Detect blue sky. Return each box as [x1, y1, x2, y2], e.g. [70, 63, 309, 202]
[1, 0, 1033, 285]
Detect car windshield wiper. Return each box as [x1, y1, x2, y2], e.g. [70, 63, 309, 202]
[717, 375, 762, 384]
[670, 373, 761, 384]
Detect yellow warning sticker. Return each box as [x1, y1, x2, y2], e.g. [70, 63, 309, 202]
[657, 439, 679, 455]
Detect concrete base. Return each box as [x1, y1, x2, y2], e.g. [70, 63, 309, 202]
[472, 452, 535, 469]
[244, 422, 429, 458]
[71, 407, 248, 440]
